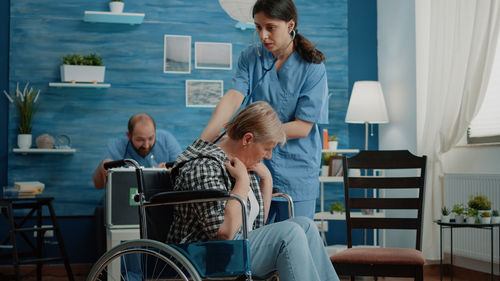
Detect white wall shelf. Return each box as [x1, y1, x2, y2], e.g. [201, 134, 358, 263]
[83, 11, 145, 25]
[321, 148, 360, 154]
[13, 148, 76, 154]
[49, 82, 110, 88]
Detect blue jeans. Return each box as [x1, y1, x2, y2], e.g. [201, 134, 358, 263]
[266, 199, 316, 223]
[237, 216, 339, 281]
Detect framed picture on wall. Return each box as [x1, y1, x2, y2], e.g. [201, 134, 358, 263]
[164, 35, 191, 73]
[185, 80, 224, 107]
[194, 42, 232, 70]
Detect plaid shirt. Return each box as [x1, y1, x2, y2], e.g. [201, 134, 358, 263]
[166, 138, 265, 243]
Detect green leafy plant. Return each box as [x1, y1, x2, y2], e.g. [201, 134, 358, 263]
[480, 211, 491, 218]
[111, 0, 123, 2]
[3, 82, 41, 134]
[466, 207, 478, 217]
[328, 136, 338, 141]
[321, 152, 335, 166]
[467, 194, 491, 211]
[329, 201, 344, 214]
[492, 210, 499, 217]
[452, 204, 465, 216]
[61, 53, 103, 66]
[441, 206, 450, 216]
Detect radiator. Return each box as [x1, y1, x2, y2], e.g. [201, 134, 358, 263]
[443, 173, 500, 263]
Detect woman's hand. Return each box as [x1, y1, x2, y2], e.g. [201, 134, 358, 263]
[224, 156, 249, 183]
[248, 162, 272, 182]
[248, 162, 272, 220]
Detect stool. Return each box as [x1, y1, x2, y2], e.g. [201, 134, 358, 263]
[0, 197, 74, 281]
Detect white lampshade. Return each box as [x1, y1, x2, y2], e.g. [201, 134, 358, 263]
[345, 81, 389, 124]
[218, 0, 256, 24]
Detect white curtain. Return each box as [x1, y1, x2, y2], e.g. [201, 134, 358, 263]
[415, 0, 500, 260]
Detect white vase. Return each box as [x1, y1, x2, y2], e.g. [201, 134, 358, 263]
[60, 65, 106, 83]
[466, 216, 476, 224]
[440, 215, 450, 223]
[480, 217, 491, 224]
[328, 141, 338, 151]
[454, 215, 464, 224]
[491, 216, 500, 224]
[109, 1, 124, 13]
[17, 134, 32, 149]
[320, 165, 329, 177]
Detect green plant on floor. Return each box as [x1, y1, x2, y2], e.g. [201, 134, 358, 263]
[62, 53, 103, 66]
[3, 82, 41, 134]
[329, 201, 344, 214]
[452, 203, 465, 216]
[467, 194, 491, 211]
[441, 206, 450, 216]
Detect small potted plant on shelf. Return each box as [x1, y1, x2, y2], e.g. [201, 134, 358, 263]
[329, 201, 344, 214]
[441, 206, 451, 223]
[109, 0, 124, 13]
[491, 210, 500, 224]
[467, 194, 491, 218]
[327, 136, 338, 151]
[60, 53, 105, 84]
[465, 207, 478, 224]
[320, 152, 335, 176]
[452, 203, 465, 224]
[480, 211, 491, 224]
[3, 82, 41, 149]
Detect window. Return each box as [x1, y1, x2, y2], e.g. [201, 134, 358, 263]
[467, 34, 500, 144]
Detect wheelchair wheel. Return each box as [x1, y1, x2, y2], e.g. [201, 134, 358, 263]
[87, 239, 202, 281]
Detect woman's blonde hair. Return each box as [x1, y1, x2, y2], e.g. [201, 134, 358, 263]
[224, 101, 286, 145]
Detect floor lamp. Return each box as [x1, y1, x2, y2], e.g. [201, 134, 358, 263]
[345, 81, 389, 244]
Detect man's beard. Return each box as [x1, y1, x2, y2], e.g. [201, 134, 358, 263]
[133, 143, 154, 157]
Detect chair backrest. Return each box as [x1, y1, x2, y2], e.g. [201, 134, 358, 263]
[342, 150, 427, 250]
[142, 169, 175, 243]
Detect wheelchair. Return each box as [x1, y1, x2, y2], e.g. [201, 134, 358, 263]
[86, 158, 294, 281]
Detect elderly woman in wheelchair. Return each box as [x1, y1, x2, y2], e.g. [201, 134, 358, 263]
[87, 101, 339, 281]
[167, 101, 339, 281]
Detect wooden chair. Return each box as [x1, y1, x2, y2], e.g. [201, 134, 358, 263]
[330, 150, 427, 281]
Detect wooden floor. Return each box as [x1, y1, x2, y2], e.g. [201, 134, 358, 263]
[0, 264, 498, 280]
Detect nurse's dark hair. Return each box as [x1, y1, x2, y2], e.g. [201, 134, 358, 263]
[128, 113, 156, 135]
[224, 101, 286, 145]
[252, 0, 325, 64]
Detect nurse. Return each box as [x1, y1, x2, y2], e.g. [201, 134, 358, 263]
[201, 0, 328, 221]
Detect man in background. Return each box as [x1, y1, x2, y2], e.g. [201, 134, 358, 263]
[93, 113, 182, 189]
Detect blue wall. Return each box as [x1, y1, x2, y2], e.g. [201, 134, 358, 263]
[1, 0, 377, 263]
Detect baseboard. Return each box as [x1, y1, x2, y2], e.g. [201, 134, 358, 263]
[0, 263, 92, 280]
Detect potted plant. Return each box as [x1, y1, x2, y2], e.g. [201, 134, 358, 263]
[491, 210, 500, 224]
[441, 206, 451, 223]
[468, 194, 491, 218]
[3, 82, 41, 149]
[320, 152, 335, 176]
[60, 53, 105, 83]
[328, 136, 338, 150]
[452, 203, 465, 224]
[465, 207, 478, 224]
[109, 0, 124, 13]
[329, 201, 344, 214]
[480, 211, 491, 224]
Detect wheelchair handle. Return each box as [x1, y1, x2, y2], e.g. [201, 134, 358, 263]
[104, 159, 140, 170]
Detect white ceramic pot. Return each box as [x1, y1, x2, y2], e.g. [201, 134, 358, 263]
[491, 216, 500, 224]
[466, 216, 476, 224]
[320, 165, 329, 177]
[109, 1, 124, 13]
[480, 217, 491, 224]
[441, 215, 451, 223]
[17, 134, 32, 149]
[328, 141, 338, 151]
[60, 65, 106, 83]
[454, 215, 464, 224]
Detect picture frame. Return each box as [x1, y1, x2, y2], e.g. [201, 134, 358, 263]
[164, 35, 191, 74]
[185, 80, 224, 107]
[195, 42, 232, 70]
[329, 155, 343, 177]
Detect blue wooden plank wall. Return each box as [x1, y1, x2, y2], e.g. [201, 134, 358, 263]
[7, 0, 349, 216]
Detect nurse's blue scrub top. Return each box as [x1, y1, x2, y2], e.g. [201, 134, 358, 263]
[231, 44, 329, 201]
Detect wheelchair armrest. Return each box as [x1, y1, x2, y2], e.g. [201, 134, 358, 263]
[148, 190, 230, 205]
[271, 188, 295, 218]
